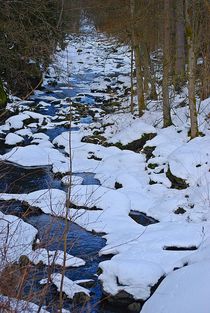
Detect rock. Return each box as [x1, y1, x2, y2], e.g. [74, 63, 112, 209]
[96, 267, 103, 276]
[21, 201, 43, 216]
[147, 163, 158, 170]
[174, 207, 186, 214]
[128, 302, 142, 312]
[81, 135, 106, 145]
[77, 279, 95, 288]
[106, 290, 134, 306]
[166, 167, 189, 189]
[115, 182, 123, 189]
[48, 80, 58, 87]
[24, 117, 39, 125]
[88, 154, 102, 161]
[142, 146, 155, 161]
[102, 101, 120, 113]
[129, 210, 159, 226]
[73, 292, 90, 304]
[113, 133, 156, 153]
[19, 255, 30, 267]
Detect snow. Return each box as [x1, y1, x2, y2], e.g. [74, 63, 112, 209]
[15, 128, 33, 137]
[97, 221, 209, 300]
[168, 136, 210, 185]
[5, 111, 49, 130]
[5, 133, 24, 145]
[40, 273, 90, 300]
[2, 98, 210, 305]
[5, 113, 29, 130]
[107, 119, 156, 145]
[141, 261, 210, 313]
[0, 211, 37, 267]
[1, 145, 68, 169]
[1, 23, 210, 310]
[100, 259, 164, 300]
[25, 189, 66, 215]
[29, 248, 85, 267]
[0, 295, 49, 313]
[31, 132, 50, 141]
[30, 94, 58, 102]
[61, 175, 83, 185]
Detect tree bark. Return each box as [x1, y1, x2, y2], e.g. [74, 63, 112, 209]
[163, 0, 172, 127]
[185, 0, 198, 138]
[175, 0, 185, 87]
[130, 44, 134, 113]
[130, 0, 145, 116]
[134, 44, 145, 116]
[201, 51, 210, 100]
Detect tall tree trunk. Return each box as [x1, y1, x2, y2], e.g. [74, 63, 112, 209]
[130, 44, 134, 113]
[175, 0, 185, 90]
[142, 44, 157, 100]
[163, 0, 172, 127]
[201, 36, 210, 100]
[185, 0, 198, 138]
[130, 0, 145, 116]
[142, 44, 150, 97]
[134, 44, 145, 116]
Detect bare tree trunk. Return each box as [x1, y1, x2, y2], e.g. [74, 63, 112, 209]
[201, 36, 210, 100]
[175, 0, 185, 89]
[130, 44, 134, 113]
[149, 53, 158, 100]
[142, 44, 150, 97]
[185, 0, 198, 138]
[130, 0, 145, 116]
[163, 0, 172, 127]
[142, 44, 157, 100]
[134, 44, 145, 116]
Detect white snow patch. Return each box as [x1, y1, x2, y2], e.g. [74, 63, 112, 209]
[5, 133, 24, 145]
[0, 295, 49, 313]
[141, 261, 210, 313]
[29, 249, 85, 267]
[40, 273, 90, 300]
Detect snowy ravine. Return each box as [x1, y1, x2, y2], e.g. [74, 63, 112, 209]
[0, 27, 210, 313]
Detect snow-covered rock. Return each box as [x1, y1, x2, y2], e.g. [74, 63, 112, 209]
[0, 295, 49, 313]
[29, 249, 85, 267]
[107, 119, 156, 146]
[40, 273, 90, 300]
[5, 133, 24, 145]
[1, 145, 68, 169]
[0, 212, 37, 267]
[141, 261, 210, 313]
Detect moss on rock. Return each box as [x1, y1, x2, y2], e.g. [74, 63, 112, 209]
[112, 133, 156, 152]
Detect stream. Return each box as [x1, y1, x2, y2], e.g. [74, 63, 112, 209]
[0, 31, 155, 313]
[0, 64, 125, 312]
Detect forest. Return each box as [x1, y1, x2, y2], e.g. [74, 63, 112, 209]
[0, 0, 210, 312]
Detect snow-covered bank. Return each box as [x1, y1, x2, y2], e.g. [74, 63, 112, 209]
[141, 261, 210, 313]
[0, 211, 37, 267]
